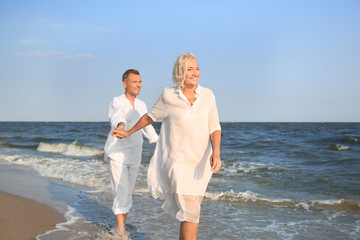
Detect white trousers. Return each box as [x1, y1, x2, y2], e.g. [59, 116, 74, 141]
[108, 157, 140, 215]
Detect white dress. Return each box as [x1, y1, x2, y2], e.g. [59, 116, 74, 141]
[147, 85, 221, 223]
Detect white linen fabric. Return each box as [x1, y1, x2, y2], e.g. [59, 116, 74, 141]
[104, 94, 158, 214]
[108, 157, 140, 214]
[147, 85, 221, 223]
[104, 94, 158, 163]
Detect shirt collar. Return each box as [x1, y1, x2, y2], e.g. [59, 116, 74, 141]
[175, 84, 203, 98]
[121, 93, 137, 108]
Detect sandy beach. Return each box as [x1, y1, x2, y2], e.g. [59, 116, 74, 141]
[0, 191, 65, 240]
[0, 162, 84, 240]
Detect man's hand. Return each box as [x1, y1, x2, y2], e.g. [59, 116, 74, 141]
[116, 122, 125, 130]
[112, 122, 128, 138]
[112, 128, 130, 139]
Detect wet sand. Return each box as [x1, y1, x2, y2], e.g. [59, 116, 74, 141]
[0, 191, 65, 240]
[0, 162, 85, 240]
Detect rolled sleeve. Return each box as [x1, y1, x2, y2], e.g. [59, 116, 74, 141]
[140, 101, 159, 143]
[108, 98, 126, 129]
[208, 94, 221, 135]
[148, 90, 168, 122]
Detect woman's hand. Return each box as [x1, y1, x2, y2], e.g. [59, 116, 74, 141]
[210, 152, 221, 173]
[111, 114, 154, 139]
[112, 128, 130, 139]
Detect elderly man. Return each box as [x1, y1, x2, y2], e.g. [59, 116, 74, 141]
[104, 69, 158, 236]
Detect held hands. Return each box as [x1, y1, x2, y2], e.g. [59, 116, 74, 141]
[112, 123, 130, 139]
[210, 152, 222, 173]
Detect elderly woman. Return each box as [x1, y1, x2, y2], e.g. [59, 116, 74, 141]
[113, 52, 221, 240]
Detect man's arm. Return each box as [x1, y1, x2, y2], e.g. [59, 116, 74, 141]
[109, 97, 126, 129]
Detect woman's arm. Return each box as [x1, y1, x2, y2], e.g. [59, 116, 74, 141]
[210, 130, 221, 173]
[112, 114, 154, 138]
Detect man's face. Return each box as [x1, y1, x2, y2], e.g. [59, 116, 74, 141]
[123, 73, 142, 97]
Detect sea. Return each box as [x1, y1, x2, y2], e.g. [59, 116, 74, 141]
[0, 122, 359, 240]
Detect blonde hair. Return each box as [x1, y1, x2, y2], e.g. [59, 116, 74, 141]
[172, 53, 197, 88]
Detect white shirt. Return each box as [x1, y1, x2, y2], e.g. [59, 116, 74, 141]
[104, 94, 158, 162]
[147, 85, 221, 198]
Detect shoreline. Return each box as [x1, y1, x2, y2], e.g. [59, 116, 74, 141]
[0, 162, 87, 239]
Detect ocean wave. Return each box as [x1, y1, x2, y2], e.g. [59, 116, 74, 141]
[0, 154, 109, 189]
[0, 142, 38, 149]
[205, 190, 360, 213]
[36, 206, 79, 240]
[329, 144, 350, 151]
[342, 136, 359, 143]
[37, 141, 104, 157]
[34, 137, 64, 142]
[221, 162, 285, 175]
[0, 136, 21, 140]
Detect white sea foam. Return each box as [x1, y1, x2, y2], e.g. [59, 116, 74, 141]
[0, 154, 110, 189]
[205, 190, 261, 201]
[330, 144, 350, 151]
[335, 144, 349, 151]
[295, 202, 311, 211]
[36, 206, 79, 240]
[58, 206, 84, 229]
[221, 162, 281, 175]
[205, 189, 360, 212]
[37, 141, 104, 157]
[1, 153, 358, 212]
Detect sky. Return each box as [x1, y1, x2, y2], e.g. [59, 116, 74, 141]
[0, 0, 359, 122]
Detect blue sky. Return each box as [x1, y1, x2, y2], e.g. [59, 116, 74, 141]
[1, 0, 359, 122]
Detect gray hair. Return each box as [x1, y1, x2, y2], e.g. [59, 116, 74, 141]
[122, 69, 140, 82]
[172, 53, 197, 88]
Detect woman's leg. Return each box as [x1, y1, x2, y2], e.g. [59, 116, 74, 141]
[177, 195, 204, 239]
[179, 221, 199, 240]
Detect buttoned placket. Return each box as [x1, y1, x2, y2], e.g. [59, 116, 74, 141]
[125, 97, 137, 109]
[177, 86, 201, 118]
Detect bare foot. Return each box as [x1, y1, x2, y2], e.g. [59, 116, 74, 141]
[117, 225, 125, 236]
[116, 228, 130, 239]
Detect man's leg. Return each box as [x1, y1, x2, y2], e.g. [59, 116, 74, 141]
[108, 159, 130, 236]
[115, 213, 128, 235]
[127, 163, 140, 201]
[115, 163, 139, 235]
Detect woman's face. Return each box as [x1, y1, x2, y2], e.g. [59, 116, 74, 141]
[183, 58, 200, 88]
